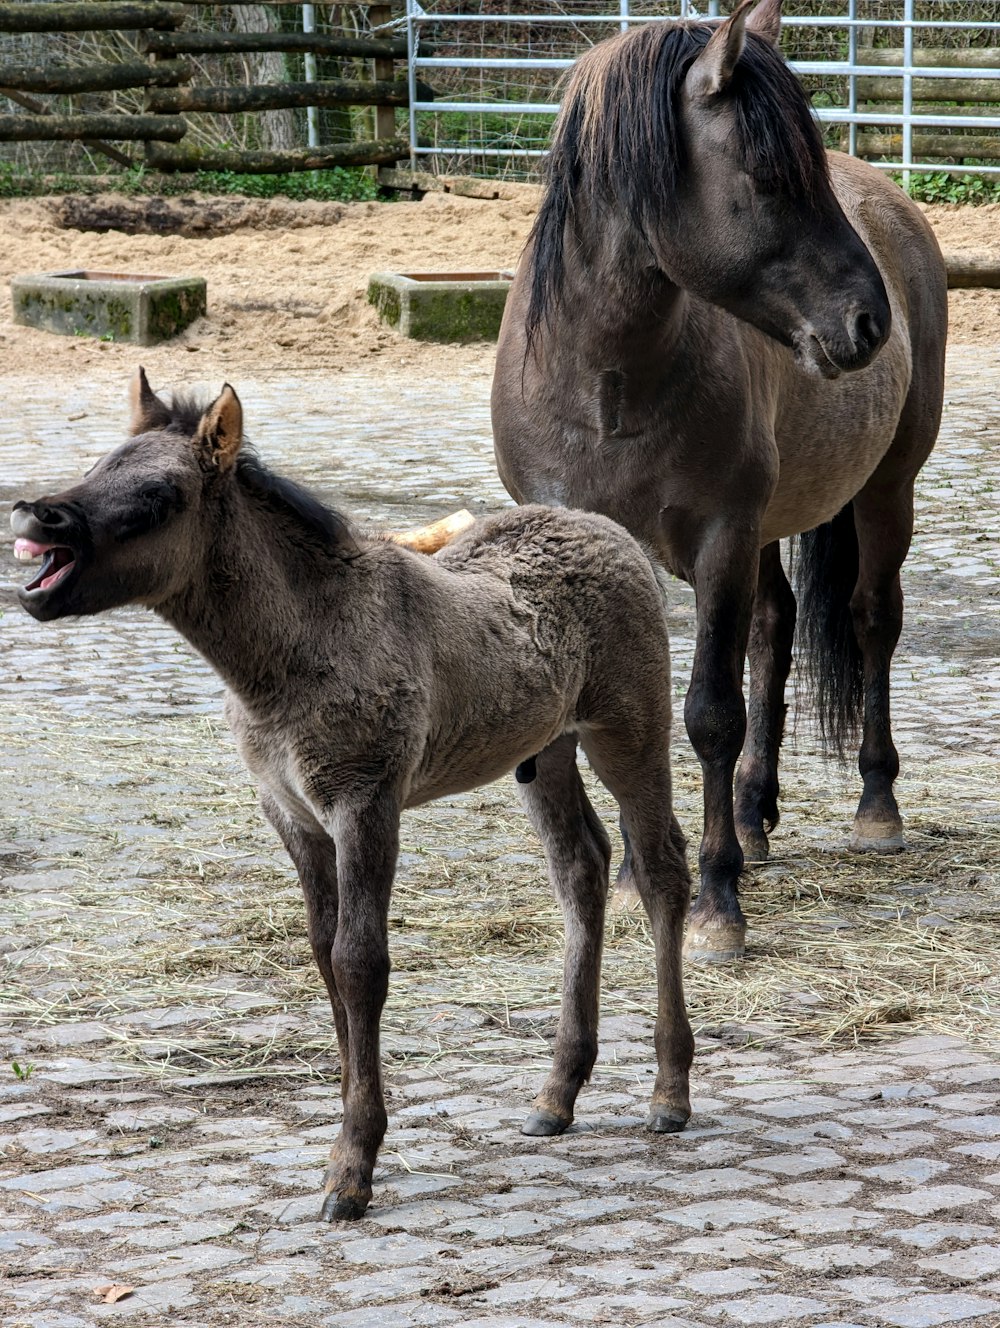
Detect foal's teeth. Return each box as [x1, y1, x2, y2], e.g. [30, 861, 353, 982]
[13, 539, 48, 563]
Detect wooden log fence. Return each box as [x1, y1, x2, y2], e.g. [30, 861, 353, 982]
[0, 0, 415, 172]
[853, 47, 1000, 166]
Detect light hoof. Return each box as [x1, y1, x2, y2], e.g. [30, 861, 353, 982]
[320, 1190, 368, 1222]
[738, 829, 770, 864]
[850, 820, 905, 854]
[647, 1106, 689, 1134]
[609, 884, 644, 915]
[683, 919, 746, 964]
[522, 1108, 570, 1137]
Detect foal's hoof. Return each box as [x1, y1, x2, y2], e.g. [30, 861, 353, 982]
[320, 1190, 368, 1222]
[850, 819, 905, 853]
[522, 1108, 570, 1137]
[646, 1105, 689, 1134]
[683, 918, 746, 964]
[609, 883, 643, 915]
[738, 828, 770, 864]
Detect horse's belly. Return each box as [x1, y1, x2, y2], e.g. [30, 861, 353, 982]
[764, 353, 911, 542]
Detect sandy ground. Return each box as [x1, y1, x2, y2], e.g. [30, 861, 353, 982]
[1, 192, 999, 389]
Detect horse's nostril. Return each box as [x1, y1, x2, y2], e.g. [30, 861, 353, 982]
[852, 309, 884, 356]
[36, 503, 69, 527]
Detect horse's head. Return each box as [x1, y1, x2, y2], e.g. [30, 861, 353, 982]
[537, 0, 890, 378]
[668, 0, 890, 375]
[11, 369, 244, 621]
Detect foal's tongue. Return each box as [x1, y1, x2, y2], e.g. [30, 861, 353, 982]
[14, 538, 51, 562]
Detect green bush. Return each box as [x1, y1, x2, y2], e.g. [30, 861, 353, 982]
[0, 161, 382, 203]
[901, 172, 1000, 205]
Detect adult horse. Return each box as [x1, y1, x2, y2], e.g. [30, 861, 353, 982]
[492, 0, 947, 962]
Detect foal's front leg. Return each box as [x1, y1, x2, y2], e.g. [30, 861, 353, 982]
[318, 793, 399, 1221]
[683, 526, 760, 963]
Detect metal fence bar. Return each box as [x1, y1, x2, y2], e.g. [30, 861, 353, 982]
[406, 5, 1000, 181]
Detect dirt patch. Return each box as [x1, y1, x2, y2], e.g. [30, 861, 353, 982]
[1, 191, 998, 384]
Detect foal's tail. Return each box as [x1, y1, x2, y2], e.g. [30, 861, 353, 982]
[793, 502, 864, 759]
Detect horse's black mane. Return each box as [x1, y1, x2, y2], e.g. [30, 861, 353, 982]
[165, 392, 359, 558]
[527, 20, 830, 342]
[235, 451, 359, 558]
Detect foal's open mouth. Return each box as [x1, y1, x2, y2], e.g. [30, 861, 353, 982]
[14, 538, 79, 597]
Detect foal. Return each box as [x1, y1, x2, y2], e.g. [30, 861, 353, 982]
[12, 372, 693, 1220]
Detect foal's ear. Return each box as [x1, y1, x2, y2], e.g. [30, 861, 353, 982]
[194, 384, 243, 472]
[687, 0, 756, 98]
[128, 366, 172, 435]
[746, 0, 782, 46]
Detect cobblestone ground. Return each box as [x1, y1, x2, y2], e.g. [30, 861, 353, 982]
[1, 353, 999, 1328]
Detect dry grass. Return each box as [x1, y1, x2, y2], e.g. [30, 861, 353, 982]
[3, 705, 999, 1082]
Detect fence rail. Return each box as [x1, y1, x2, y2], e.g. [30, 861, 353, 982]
[404, 1, 1000, 182]
[0, 0, 411, 175]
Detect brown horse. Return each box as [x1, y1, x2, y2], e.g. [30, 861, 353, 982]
[492, 0, 948, 962]
[12, 371, 693, 1220]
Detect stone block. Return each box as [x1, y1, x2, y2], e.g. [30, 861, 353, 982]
[367, 271, 513, 342]
[11, 270, 206, 345]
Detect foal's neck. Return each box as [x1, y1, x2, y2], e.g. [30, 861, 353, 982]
[159, 482, 348, 708]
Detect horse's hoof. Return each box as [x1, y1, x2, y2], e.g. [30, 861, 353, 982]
[522, 1108, 570, 1137]
[320, 1190, 368, 1222]
[738, 828, 770, 864]
[646, 1106, 689, 1133]
[850, 820, 905, 853]
[683, 919, 746, 964]
[609, 885, 643, 915]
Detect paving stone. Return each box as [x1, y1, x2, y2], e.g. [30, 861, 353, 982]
[918, 1243, 1000, 1281]
[439, 1210, 562, 1240]
[553, 1219, 665, 1253]
[658, 1198, 789, 1230]
[777, 1207, 883, 1235]
[0, 1229, 56, 1253]
[559, 1292, 692, 1323]
[321, 1302, 463, 1328]
[742, 1096, 847, 1118]
[89, 1278, 199, 1317]
[120, 1217, 240, 1248]
[107, 1243, 250, 1281]
[711, 1293, 830, 1322]
[223, 1257, 325, 1287]
[861, 1159, 951, 1184]
[886, 1221, 997, 1249]
[743, 1148, 845, 1176]
[937, 1115, 1000, 1138]
[773, 1179, 863, 1205]
[670, 1230, 796, 1260]
[782, 1243, 893, 1272]
[676, 1267, 773, 1295]
[472, 1275, 582, 1307]
[653, 1167, 771, 1197]
[337, 1232, 458, 1266]
[571, 1258, 678, 1287]
[865, 1292, 1000, 1327]
[874, 1184, 992, 1216]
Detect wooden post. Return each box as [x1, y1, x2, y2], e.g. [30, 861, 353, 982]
[368, 4, 396, 144]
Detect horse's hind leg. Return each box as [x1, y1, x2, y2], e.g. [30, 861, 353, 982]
[580, 732, 694, 1133]
[848, 482, 915, 851]
[735, 542, 796, 863]
[517, 733, 611, 1136]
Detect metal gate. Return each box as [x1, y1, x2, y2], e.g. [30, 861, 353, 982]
[403, 1, 1000, 184]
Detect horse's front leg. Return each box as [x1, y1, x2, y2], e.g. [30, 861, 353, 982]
[318, 792, 399, 1221]
[734, 541, 796, 863]
[259, 791, 350, 1098]
[683, 526, 760, 963]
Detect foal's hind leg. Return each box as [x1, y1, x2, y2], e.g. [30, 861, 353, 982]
[517, 733, 612, 1136]
[580, 732, 694, 1133]
[735, 542, 796, 863]
[847, 483, 914, 851]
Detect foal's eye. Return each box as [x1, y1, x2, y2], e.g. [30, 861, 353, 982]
[116, 481, 185, 542]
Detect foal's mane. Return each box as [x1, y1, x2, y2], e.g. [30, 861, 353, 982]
[527, 20, 830, 342]
[166, 392, 359, 558]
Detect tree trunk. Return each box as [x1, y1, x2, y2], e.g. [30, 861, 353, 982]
[231, 4, 296, 152]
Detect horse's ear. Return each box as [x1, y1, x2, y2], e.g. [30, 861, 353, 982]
[194, 384, 243, 473]
[747, 0, 782, 46]
[687, 0, 756, 98]
[128, 367, 172, 435]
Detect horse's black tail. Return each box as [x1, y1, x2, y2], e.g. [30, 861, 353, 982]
[792, 502, 863, 759]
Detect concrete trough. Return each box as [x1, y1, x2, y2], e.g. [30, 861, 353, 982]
[367, 270, 514, 342]
[10, 270, 207, 345]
